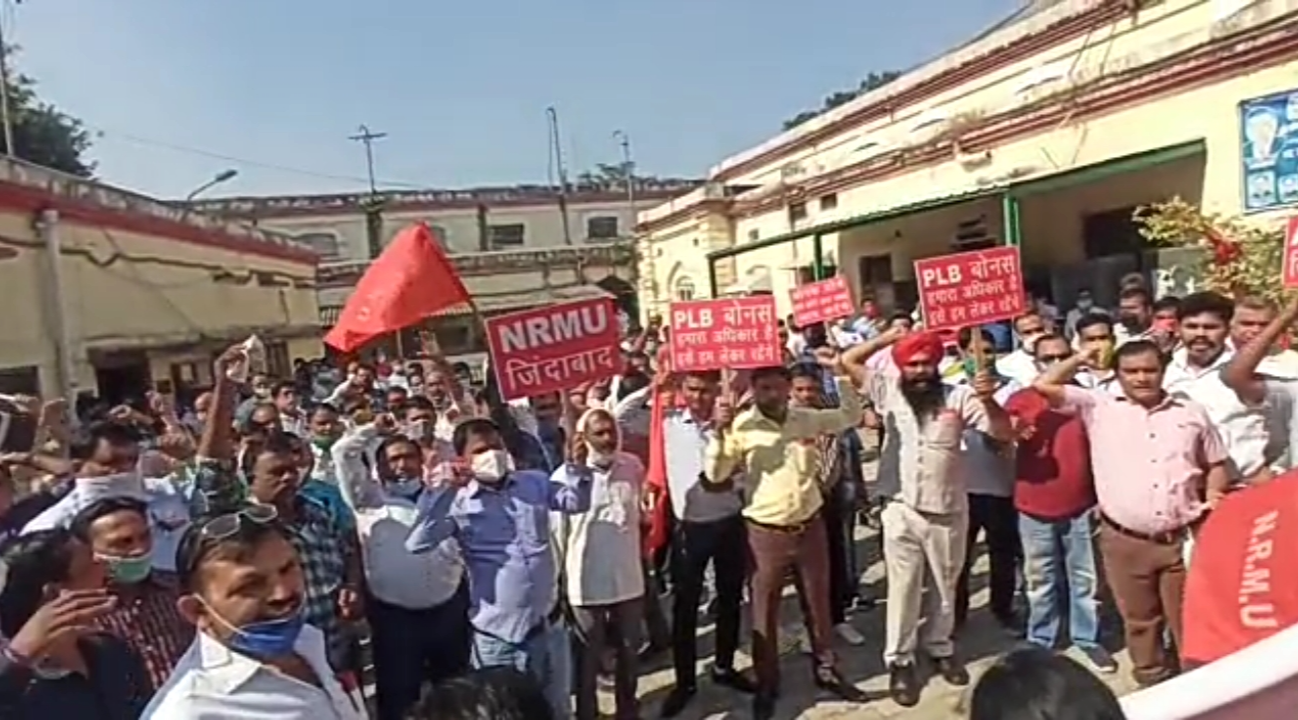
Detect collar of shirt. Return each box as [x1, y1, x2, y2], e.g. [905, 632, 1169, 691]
[187, 625, 342, 699]
[1167, 347, 1233, 379]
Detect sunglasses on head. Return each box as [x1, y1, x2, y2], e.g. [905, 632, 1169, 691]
[195, 504, 279, 542]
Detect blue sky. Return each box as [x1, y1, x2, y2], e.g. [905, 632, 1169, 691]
[12, 0, 1021, 199]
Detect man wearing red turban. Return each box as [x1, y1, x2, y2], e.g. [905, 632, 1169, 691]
[844, 325, 1015, 708]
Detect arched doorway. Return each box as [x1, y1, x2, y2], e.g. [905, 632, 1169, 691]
[596, 275, 638, 325]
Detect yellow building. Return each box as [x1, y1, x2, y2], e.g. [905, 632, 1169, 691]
[0, 157, 321, 403]
[638, 0, 1298, 318]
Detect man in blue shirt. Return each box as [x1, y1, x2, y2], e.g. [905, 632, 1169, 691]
[407, 417, 594, 720]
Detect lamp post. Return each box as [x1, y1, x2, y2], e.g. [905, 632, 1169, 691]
[184, 168, 239, 202]
[612, 130, 635, 237]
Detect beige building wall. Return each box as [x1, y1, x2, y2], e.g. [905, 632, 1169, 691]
[638, 0, 1298, 318]
[0, 161, 319, 398]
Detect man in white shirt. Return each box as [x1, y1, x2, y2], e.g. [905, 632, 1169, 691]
[1163, 292, 1273, 485]
[24, 421, 191, 573]
[998, 312, 1050, 387]
[1223, 296, 1298, 475]
[145, 504, 366, 719]
[332, 418, 469, 720]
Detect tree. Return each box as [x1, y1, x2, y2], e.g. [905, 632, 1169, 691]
[782, 70, 902, 130]
[1135, 198, 1290, 306]
[3, 50, 94, 177]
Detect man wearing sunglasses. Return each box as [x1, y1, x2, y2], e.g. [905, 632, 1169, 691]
[187, 347, 365, 676]
[144, 501, 365, 719]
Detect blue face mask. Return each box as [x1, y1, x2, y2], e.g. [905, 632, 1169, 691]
[386, 478, 423, 498]
[204, 601, 306, 659]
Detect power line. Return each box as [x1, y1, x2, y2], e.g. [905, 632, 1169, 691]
[90, 126, 431, 191]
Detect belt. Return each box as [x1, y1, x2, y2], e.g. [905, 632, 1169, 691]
[746, 513, 818, 534]
[1099, 513, 1190, 545]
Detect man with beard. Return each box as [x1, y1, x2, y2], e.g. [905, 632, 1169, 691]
[843, 327, 1014, 707]
[706, 359, 867, 719]
[1116, 286, 1154, 346]
[1164, 292, 1275, 486]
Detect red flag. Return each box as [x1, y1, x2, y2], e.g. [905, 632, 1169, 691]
[324, 224, 471, 353]
[642, 388, 672, 558]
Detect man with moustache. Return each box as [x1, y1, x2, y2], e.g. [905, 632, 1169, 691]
[1163, 292, 1275, 486]
[1223, 296, 1298, 475]
[843, 327, 1014, 707]
[706, 358, 867, 719]
[1033, 340, 1229, 686]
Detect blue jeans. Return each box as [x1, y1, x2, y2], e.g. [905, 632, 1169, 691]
[471, 621, 572, 720]
[1019, 512, 1101, 650]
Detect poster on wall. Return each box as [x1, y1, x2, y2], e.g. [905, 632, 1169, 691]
[1240, 89, 1298, 213]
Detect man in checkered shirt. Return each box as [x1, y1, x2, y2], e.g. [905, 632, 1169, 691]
[189, 347, 365, 674]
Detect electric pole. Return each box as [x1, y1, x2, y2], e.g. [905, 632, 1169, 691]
[547, 106, 573, 246]
[349, 124, 387, 195]
[0, 1, 22, 158]
[613, 130, 635, 237]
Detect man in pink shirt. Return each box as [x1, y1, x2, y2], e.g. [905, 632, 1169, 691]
[1032, 339, 1230, 686]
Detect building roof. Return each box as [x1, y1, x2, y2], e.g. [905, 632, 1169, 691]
[191, 179, 704, 219]
[319, 283, 614, 325]
[0, 157, 318, 265]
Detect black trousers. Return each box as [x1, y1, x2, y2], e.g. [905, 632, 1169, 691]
[670, 514, 746, 688]
[955, 494, 1021, 626]
[368, 582, 472, 720]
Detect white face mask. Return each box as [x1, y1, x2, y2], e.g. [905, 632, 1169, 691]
[1077, 298, 1093, 311]
[470, 449, 515, 482]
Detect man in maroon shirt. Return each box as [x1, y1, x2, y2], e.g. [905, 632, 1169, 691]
[1003, 334, 1117, 674]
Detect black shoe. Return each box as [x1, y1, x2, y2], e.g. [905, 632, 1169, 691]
[658, 685, 696, 718]
[932, 655, 970, 686]
[752, 692, 776, 720]
[888, 663, 920, 707]
[711, 667, 757, 694]
[813, 666, 867, 702]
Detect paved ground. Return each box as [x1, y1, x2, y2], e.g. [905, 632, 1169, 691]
[602, 453, 1139, 719]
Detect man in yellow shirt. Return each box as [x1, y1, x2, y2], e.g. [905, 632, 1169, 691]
[705, 356, 868, 720]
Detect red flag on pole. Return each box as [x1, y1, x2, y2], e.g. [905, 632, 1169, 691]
[324, 224, 471, 353]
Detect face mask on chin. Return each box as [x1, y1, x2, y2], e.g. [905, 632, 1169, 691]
[385, 477, 423, 498]
[98, 552, 153, 585]
[470, 449, 515, 483]
[199, 597, 306, 660]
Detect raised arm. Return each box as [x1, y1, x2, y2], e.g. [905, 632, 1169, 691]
[1031, 347, 1097, 408]
[191, 347, 248, 515]
[1223, 297, 1298, 406]
[703, 397, 743, 485]
[840, 326, 906, 389]
[331, 422, 385, 511]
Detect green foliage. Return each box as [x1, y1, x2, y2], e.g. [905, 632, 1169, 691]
[1134, 198, 1290, 305]
[4, 52, 94, 176]
[782, 71, 902, 130]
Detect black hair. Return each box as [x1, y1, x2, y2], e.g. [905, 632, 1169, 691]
[802, 323, 829, 348]
[375, 434, 420, 478]
[311, 403, 340, 419]
[1074, 313, 1113, 337]
[407, 667, 554, 720]
[1152, 295, 1181, 315]
[68, 420, 141, 462]
[681, 369, 721, 383]
[69, 496, 149, 543]
[242, 431, 299, 479]
[888, 311, 912, 324]
[789, 362, 822, 383]
[272, 381, 296, 398]
[453, 417, 501, 457]
[1114, 339, 1165, 366]
[749, 365, 792, 384]
[176, 509, 291, 592]
[238, 403, 279, 436]
[405, 396, 436, 413]
[0, 529, 79, 637]
[1030, 332, 1070, 357]
[969, 647, 1126, 720]
[957, 327, 996, 350]
[1118, 286, 1151, 305]
[1175, 291, 1234, 324]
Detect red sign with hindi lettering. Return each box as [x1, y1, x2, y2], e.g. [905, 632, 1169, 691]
[668, 296, 783, 372]
[485, 297, 621, 401]
[790, 276, 854, 327]
[914, 246, 1026, 332]
[1284, 217, 1298, 288]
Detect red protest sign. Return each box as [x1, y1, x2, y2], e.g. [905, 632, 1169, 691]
[668, 296, 783, 372]
[485, 297, 621, 401]
[1284, 217, 1298, 288]
[790, 276, 854, 327]
[914, 246, 1026, 333]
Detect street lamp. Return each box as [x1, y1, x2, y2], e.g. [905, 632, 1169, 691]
[184, 168, 239, 202]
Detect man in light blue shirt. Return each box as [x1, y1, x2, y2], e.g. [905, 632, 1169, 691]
[407, 417, 593, 720]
